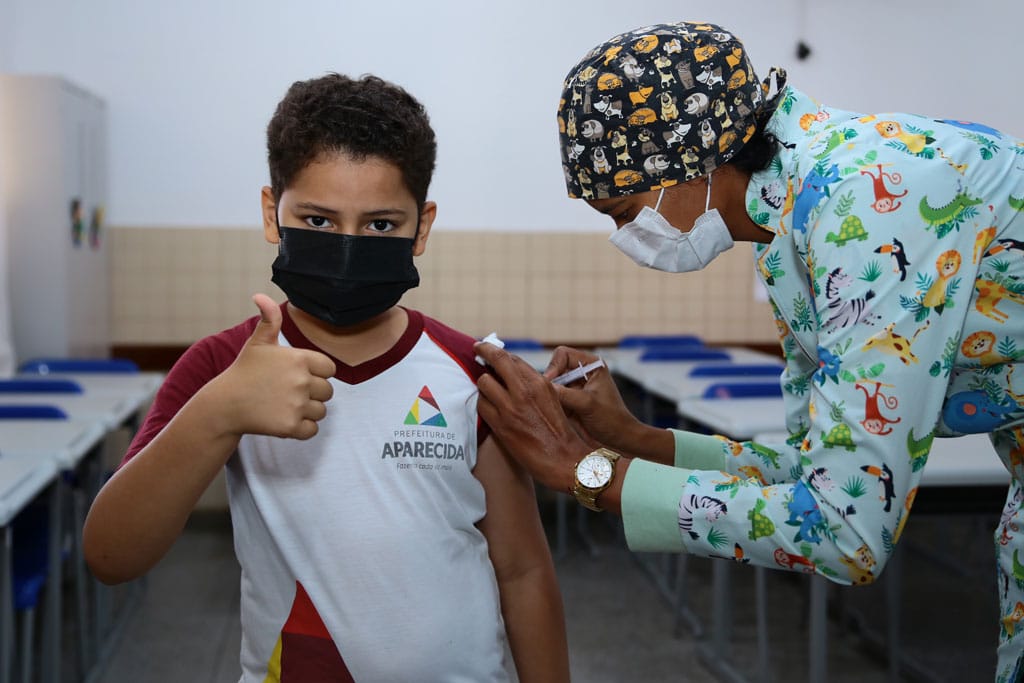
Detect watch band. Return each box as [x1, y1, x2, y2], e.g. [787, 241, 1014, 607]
[572, 447, 621, 512]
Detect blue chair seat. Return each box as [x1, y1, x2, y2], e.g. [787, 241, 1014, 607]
[640, 348, 731, 362]
[619, 334, 703, 348]
[500, 338, 545, 351]
[0, 405, 69, 419]
[19, 357, 140, 374]
[0, 379, 83, 394]
[701, 382, 783, 399]
[688, 364, 782, 378]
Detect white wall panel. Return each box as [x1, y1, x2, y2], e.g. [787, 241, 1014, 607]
[3, 0, 1021, 231]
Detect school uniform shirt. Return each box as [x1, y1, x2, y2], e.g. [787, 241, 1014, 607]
[618, 86, 1024, 679]
[123, 306, 511, 683]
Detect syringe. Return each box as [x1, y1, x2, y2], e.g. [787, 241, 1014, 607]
[551, 359, 607, 386]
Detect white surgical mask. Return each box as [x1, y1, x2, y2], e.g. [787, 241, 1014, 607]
[609, 174, 734, 273]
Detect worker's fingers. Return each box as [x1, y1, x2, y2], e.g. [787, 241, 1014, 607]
[474, 342, 537, 395]
[477, 371, 512, 412]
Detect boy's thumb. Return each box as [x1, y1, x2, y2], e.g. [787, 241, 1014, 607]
[249, 293, 282, 345]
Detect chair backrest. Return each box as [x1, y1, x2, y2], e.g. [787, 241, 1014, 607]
[0, 379, 84, 394]
[701, 382, 783, 399]
[19, 358, 140, 374]
[688, 364, 782, 378]
[619, 334, 703, 348]
[639, 348, 731, 362]
[0, 405, 69, 419]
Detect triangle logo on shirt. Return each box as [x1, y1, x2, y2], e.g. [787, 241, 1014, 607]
[403, 385, 448, 427]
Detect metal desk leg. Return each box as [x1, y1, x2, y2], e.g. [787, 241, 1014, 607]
[73, 482, 93, 676]
[1, 524, 12, 683]
[40, 480, 62, 683]
[697, 560, 752, 683]
[672, 554, 703, 638]
[809, 575, 828, 683]
[576, 507, 598, 557]
[711, 559, 733, 654]
[886, 548, 903, 683]
[755, 566, 772, 683]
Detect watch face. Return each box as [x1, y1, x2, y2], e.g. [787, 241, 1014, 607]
[577, 454, 613, 488]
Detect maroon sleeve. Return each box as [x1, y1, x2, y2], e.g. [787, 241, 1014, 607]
[120, 315, 260, 466]
[420, 314, 493, 446]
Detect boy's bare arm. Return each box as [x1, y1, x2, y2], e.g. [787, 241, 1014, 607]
[83, 295, 335, 584]
[475, 436, 570, 683]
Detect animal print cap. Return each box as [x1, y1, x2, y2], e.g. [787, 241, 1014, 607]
[557, 21, 786, 199]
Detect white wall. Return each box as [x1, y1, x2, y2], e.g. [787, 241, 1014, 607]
[0, 5, 15, 373]
[5, 0, 1023, 231]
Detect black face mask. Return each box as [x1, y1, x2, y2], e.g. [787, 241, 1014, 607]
[271, 226, 420, 327]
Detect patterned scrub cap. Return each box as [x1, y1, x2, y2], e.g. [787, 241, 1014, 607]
[557, 21, 786, 199]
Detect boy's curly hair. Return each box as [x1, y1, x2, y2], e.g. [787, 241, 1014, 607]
[267, 73, 437, 206]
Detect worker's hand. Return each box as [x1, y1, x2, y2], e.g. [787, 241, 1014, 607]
[475, 342, 590, 493]
[212, 294, 336, 440]
[543, 346, 645, 453]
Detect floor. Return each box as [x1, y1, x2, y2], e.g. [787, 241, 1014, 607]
[71, 495, 1000, 683]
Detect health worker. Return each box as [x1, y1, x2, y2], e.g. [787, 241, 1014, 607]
[474, 21, 1024, 681]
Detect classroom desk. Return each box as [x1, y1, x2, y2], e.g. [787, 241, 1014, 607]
[0, 456, 60, 683]
[0, 370, 160, 683]
[599, 354, 785, 642]
[19, 370, 162, 400]
[669, 397, 787, 683]
[601, 349, 783, 412]
[15, 370, 163, 395]
[648, 374, 780, 403]
[685, 400, 1008, 683]
[604, 347, 780, 388]
[15, 371, 163, 430]
[0, 456, 59, 532]
[0, 394, 135, 431]
[676, 397, 786, 439]
[0, 417, 107, 683]
[511, 349, 554, 373]
[1, 419, 107, 468]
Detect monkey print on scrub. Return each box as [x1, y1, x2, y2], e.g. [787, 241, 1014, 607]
[718, 85, 1024, 682]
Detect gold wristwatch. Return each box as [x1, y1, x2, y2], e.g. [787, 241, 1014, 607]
[572, 448, 621, 512]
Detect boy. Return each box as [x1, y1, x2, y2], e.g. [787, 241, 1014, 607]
[83, 73, 569, 682]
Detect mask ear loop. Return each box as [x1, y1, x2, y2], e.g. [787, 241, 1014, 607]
[704, 173, 713, 212]
[653, 187, 666, 213]
[274, 205, 284, 237]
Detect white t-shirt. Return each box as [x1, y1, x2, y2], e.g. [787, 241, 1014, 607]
[125, 307, 510, 682]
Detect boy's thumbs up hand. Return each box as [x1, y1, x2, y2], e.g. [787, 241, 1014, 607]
[212, 294, 336, 440]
